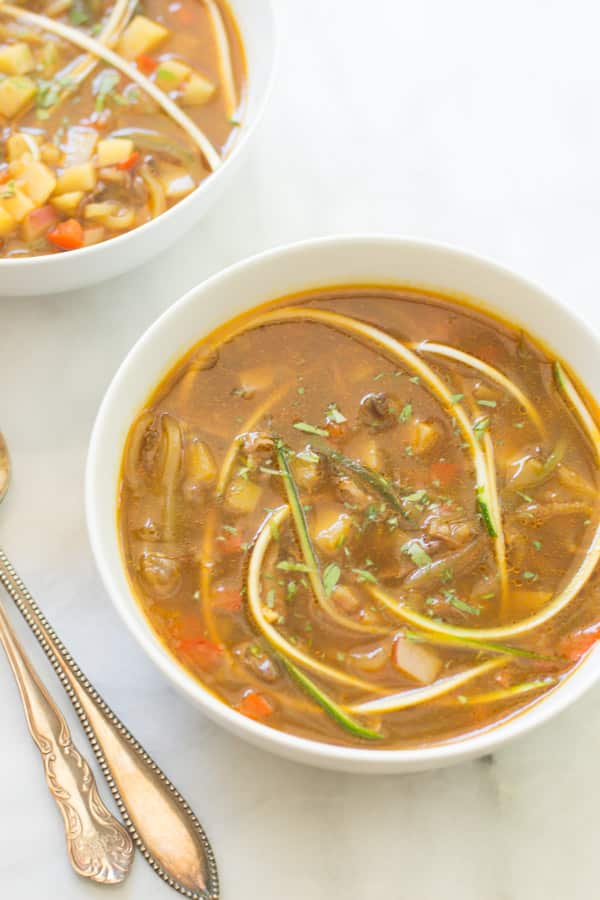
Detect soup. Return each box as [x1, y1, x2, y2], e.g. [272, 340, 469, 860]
[0, 0, 244, 257]
[118, 288, 600, 749]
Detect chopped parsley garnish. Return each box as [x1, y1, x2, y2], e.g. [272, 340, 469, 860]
[473, 417, 490, 439]
[522, 570, 539, 582]
[352, 568, 379, 584]
[373, 372, 385, 381]
[0, 179, 15, 199]
[323, 563, 341, 596]
[440, 567, 453, 584]
[401, 541, 432, 568]
[450, 393, 464, 404]
[409, 376, 420, 384]
[69, 4, 89, 25]
[276, 560, 316, 573]
[297, 386, 305, 395]
[443, 589, 480, 615]
[293, 421, 329, 437]
[222, 524, 237, 534]
[398, 403, 413, 423]
[477, 399, 497, 408]
[532, 540, 542, 551]
[513, 422, 525, 429]
[516, 490, 534, 503]
[296, 448, 320, 464]
[266, 589, 276, 608]
[94, 69, 120, 112]
[326, 403, 347, 424]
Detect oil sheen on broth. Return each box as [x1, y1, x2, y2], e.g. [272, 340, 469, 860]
[118, 288, 600, 749]
[0, 0, 245, 256]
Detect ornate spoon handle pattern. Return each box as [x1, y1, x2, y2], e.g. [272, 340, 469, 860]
[0, 601, 133, 883]
[0, 548, 219, 900]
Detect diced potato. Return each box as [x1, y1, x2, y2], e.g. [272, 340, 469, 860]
[0, 205, 15, 236]
[117, 16, 169, 60]
[313, 505, 353, 554]
[83, 224, 105, 246]
[158, 163, 195, 199]
[63, 126, 98, 166]
[53, 162, 97, 195]
[292, 454, 322, 493]
[96, 137, 134, 167]
[0, 75, 36, 118]
[39, 40, 59, 77]
[411, 420, 440, 455]
[7, 132, 39, 162]
[226, 477, 262, 514]
[40, 143, 62, 164]
[51, 191, 83, 214]
[392, 633, 442, 684]
[0, 43, 35, 76]
[185, 438, 217, 485]
[155, 58, 191, 90]
[0, 186, 34, 223]
[181, 71, 216, 106]
[350, 438, 383, 472]
[15, 159, 56, 205]
[84, 201, 117, 220]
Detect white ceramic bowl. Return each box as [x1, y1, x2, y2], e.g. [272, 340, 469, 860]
[86, 236, 600, 773]
[0, 0, 276, 297]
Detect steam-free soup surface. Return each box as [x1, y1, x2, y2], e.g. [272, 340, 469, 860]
[0, 0, 244, 256]
[119, 288, 600, 748]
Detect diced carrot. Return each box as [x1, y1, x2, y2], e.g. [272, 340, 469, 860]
[179, 636, 223, 670]
[116, 150, 141, 171]
[0, 169, 11, 185]
[431, 461, 460, 486]
[212, 587, 242, 612]
[136, 53, 158, 75]
[236, 690, 274, 720]
[327, 421, 349, 442]
[558, 625, 600, 662]
[217, 531, 242, 555]
[47, 218, 84, 251]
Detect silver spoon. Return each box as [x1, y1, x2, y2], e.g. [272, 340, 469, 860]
[0, 432, 219, 900]
[0, 436, 134, 884]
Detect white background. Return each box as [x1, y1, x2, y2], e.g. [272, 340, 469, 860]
[2, 1, 600, 897]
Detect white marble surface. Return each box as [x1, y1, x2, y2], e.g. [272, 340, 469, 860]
[2, 0, 600, 896]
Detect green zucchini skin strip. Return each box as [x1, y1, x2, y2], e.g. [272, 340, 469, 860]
[317, 445, 409, 518]
[279, 656, 383, 741]
[348, 659, 506, 715]
[404, 629, 558, 662]
[554, 361, 600, 465]
[276, 444, 385, 635]
[460, 679, 555, 705]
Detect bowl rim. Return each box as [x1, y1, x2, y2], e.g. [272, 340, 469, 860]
[86, 234, 600, 770]
[0, 0, 278, 271]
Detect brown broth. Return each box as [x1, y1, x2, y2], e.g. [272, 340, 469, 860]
[0, 0, 245, 256]
[118, 288, 600, 749]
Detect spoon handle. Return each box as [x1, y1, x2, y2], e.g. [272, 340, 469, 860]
[0, 601, 134, 883]
[0, 547, 219, 900]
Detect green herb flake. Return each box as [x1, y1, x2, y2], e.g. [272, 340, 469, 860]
[69, 5, 89, 25]
[326, 402, 347, 424]
[522, 570, 539, 582]
[409, 376, 420, 384]
[297, 386, 305, 395]
[477, 399, 497, 408]
[517, 491, 534, 503]
[336, 651, 346, 662]
[473, 417, 490, 440]
[513, 421, 525, 429]
[450, 393, 464, 404]
[373, 372, 385, 382]
[222, 524, 237, 534]
[266, 589, 276, 608]
[0, 179, 15, 199]
[293, 421, 329, 437]
[401, 541, 432, 569]
[532, 540, 542, 551]
[440, 567, 453, 584]
[323, 563, 341, 597]
[351, 568, 379, 584]
[398, 403, 413, 423]
[443, 590, 481, 616]
[276, 560, 315, 573]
